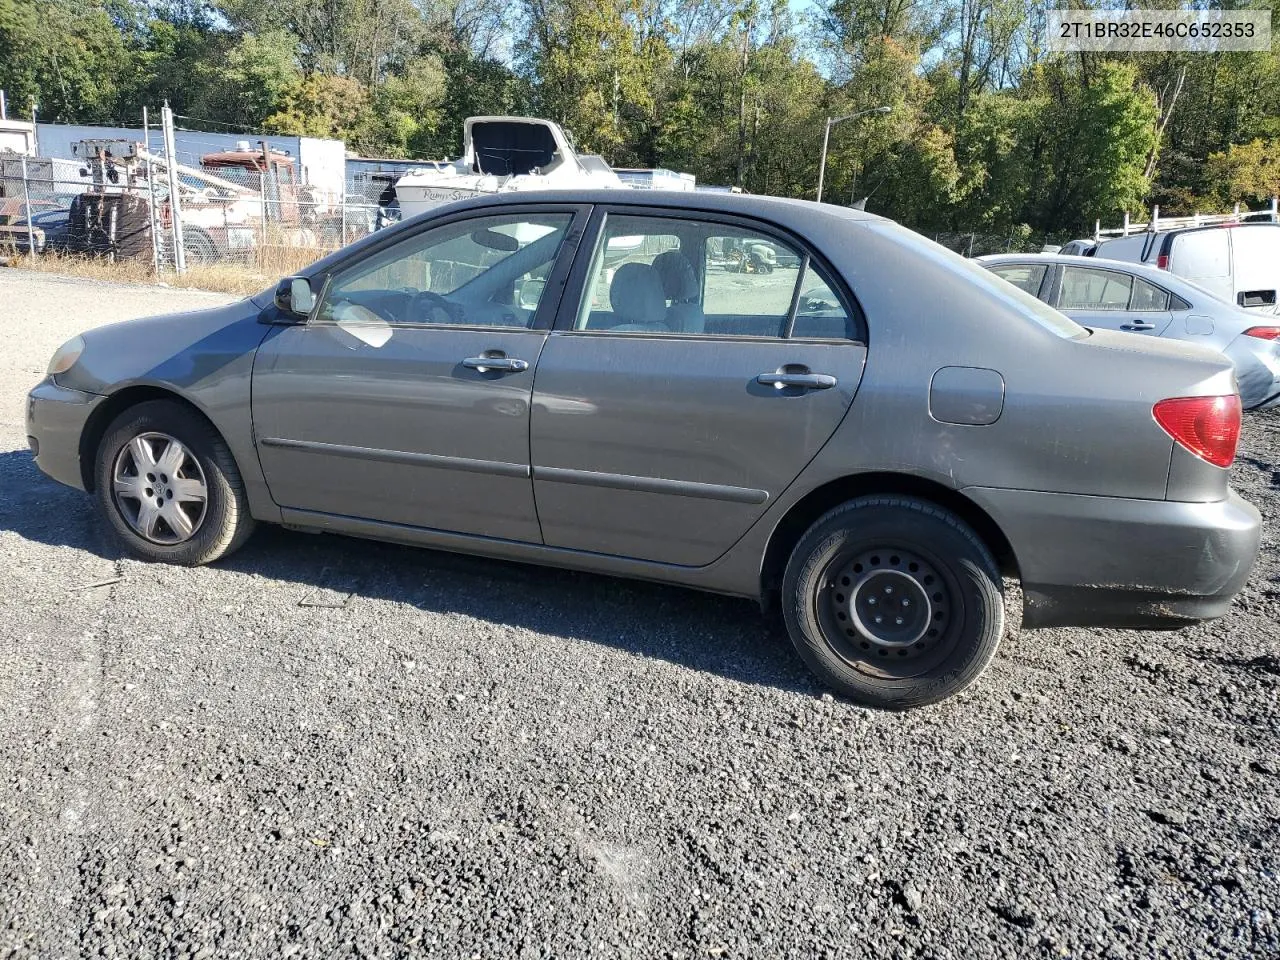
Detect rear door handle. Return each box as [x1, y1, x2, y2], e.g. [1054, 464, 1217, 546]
[463, 355, 529, 373]
[1120, 322, 1155, 331]
[757, 372, 837, 390]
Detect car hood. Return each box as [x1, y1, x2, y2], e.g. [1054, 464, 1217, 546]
[60, 297, 269, 396]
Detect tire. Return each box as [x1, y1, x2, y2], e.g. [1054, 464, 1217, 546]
[184, 230, 218, 264]
[782, 496, 1003, 709]
[94, 400, 255, 565]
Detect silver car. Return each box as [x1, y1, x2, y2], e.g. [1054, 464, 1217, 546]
[979, 253, 1280, 409]
[26, 192, 1262, 709]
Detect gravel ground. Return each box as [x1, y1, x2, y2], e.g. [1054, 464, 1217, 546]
[0, 269, 1276, 959]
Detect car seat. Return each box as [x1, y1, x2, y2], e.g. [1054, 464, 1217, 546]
[608, 262, 670, 332]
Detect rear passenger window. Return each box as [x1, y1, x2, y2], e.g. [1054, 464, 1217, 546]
[575, 214, 849, 339]
[703, 234, 800, 327]
[790, 266, 855, 339]
[989, 263, 1047, 297]
[1129, 277, 1171, 311]
[1059, 267, 1132, 310]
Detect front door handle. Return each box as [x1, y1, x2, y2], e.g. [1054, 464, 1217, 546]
[463, 355, 529, 374]
[1120, 322, 1156, 331]
[757, 372, 837, 390]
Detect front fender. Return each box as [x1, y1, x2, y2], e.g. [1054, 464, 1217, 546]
[58, 299, 280, 524]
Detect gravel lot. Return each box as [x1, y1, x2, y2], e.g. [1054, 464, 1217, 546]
[0, 269, 1276, 959]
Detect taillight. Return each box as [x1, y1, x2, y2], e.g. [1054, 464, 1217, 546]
[1152, 395, 1241, 468]
[1156, 254, 1169, 270]
[1244, 326, 1280, 340]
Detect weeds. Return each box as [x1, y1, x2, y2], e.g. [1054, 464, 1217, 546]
[0, 242, 333, 296]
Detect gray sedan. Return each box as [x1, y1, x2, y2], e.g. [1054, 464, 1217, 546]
[979, 253, 1280, 409]
[26, 192, 1261, 709]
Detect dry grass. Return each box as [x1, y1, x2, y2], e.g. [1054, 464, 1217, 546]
[0, 241, 336, 296]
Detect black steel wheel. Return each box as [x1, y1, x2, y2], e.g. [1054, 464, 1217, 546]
[783, 496, 1004, 709]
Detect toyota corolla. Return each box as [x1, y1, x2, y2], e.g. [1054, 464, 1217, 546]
[26, 191, 1262, 708]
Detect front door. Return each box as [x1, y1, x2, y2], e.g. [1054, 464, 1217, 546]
[1055, 264, 1174, 336]
[529, 209, 866, 567]
[252, 207, 584, 542]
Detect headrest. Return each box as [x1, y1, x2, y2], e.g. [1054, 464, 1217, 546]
[609, 262, 667, 325]
[653, 250, 699, 302]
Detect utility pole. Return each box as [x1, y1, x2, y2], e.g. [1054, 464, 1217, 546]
[816, 105, 892, 204]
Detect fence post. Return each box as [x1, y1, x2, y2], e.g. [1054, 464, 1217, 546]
[340, 180, 347, 246]
[258, 171, 269, 265]
[967, 233, 974, 257]
[20, 156, 36, 258]
[142, 107, 161, 274]
[161, 101, 186, 273]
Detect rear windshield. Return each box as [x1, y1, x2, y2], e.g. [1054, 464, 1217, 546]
[873, 224, 1086, 338]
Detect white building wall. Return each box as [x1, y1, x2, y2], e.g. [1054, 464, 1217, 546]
[35, 123, 344, 194]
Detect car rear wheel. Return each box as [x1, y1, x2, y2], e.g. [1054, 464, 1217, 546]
[782, 496, 1004, 709]
[94, 400, 254, 565]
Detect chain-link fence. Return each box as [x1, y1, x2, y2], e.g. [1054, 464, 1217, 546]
[928, 230, 1082, 257]
[1, 141, 389, 276]
[4, 138, 1087, 274]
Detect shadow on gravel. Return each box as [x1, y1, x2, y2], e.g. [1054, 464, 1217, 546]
[0, 448, 814, 695]
[0, 449, 123, 558]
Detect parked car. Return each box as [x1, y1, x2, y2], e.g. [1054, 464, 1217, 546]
[27, 191, 1261, 709]
[1091, 222, 1280, 313]
[0, 197, 72, 253]
[1057, 239, 1095, 256]
[979, 253, 1280, 409]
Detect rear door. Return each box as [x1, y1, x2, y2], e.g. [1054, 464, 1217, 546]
[528, 208, 865, 566]
[1228, 225, 1280, 312]
[1169, 229, 1232, 304]
[1053, 265, 1174, 336]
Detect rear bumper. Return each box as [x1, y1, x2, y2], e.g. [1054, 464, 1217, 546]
[964, 486, 1261, 629]
[25, 379, 105, 491]
[1225, 334, 1280, 409]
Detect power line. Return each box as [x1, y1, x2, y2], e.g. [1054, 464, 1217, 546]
[172, 114, 273, 136]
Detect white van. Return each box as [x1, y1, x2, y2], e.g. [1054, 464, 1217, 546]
[1092, 223, 1280, 313]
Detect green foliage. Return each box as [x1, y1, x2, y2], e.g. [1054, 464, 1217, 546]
[3, 0, 1279, 234]
[1206, 139, 1280, 206]
[0, 0, 131, 122]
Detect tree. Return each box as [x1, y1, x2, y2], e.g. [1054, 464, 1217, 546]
[0, 0, 131, 122]
[1206, 139, 1280, 207]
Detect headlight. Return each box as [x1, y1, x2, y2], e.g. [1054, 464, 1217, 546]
[47, 335, 85, 376]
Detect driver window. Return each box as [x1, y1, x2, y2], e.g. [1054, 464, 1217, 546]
[316, 213, 572, 328]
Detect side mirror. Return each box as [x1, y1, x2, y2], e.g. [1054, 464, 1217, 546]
[275, 276, 315, 318]
[517, 277, 546, 311]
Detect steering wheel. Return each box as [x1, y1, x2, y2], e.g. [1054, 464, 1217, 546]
[410, 290, 463, 324]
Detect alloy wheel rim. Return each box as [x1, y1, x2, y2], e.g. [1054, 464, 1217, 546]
[111, 432, 208, 545]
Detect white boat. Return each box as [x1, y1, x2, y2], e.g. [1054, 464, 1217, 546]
[394, 116, 625, 219]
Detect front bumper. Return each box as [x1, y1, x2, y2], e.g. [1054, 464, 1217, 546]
[26, 379, 106, 491]
[965, 486, 1261, 629]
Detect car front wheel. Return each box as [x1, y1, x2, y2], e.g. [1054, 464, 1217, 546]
[94, 400, 255, 565]
[782, 496, 1004, 709]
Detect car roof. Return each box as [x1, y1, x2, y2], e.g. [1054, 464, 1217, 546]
[979, 252, 1174, 279]
[410, 188, 887, 224]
